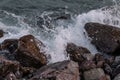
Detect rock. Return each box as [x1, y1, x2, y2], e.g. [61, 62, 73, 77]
[114, 73, 120, 80]
[112, 65, 120, 78]
[100, 75, 111, 80]
[29, 60, 80, 80]
[15, 35, 47, 68]
[0, 30, 4, 38]
[0, 39, 18, 60]
[0, 39, 18, 53]
[85, 22, 120, 55]
[82, 53, 94, 61]
[66, 43, 91, 62]
[0, 56, 20, 77]
[103, 63, 112, 75]
[84, 68, 105, 80]
[80, 60, 96, 71]
[5, 72, 17, 80]
[97, 61, 105, 68]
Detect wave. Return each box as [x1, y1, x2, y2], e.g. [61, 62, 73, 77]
[0, 3, 120, 63]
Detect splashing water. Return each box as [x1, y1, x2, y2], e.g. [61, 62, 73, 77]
[0, 0, 120, 63]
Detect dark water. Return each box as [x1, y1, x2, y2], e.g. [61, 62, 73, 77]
[0, 0, 113, 14]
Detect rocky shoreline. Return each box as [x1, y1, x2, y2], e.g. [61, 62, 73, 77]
[0, 22, 120, 80]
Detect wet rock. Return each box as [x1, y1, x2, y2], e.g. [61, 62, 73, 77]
[82, 53, 94, 61]
[112, 65, 120, 78]
[84, 68, 105, 80]
[5, 72, 17, 80]
[114, 73, 120, 80]
[105, 56, 115, 65]
[80, 60, 96, 71]
[0, 56, 20, 77]
[85, 22, 120, 55]
[15, 35, 47, 68]
[0, 39, 18, 53]
[94, 54, 105, 68]
[0, 30, 4, 38]
[0, 39, 18, 60]
[100, 75, 111, 80]
[97, 61, 105, 68]
[103, 63, 112, 75]
[66, 43, 91, 62]
[29, 60, 80, 80]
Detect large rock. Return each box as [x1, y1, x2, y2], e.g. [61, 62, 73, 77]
[85, 22, 120, 55]
[66, 43, 91, 62]
[15, 35, 47, 68]
[84, 68, 105, 80]
[29, 60, 80, 80]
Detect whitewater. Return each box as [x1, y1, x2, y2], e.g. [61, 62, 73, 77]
[0, 0, 120, 63]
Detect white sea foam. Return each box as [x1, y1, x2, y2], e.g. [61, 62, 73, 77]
[0, 5, 120, 63]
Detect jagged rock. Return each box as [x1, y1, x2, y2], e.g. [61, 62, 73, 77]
[84, 68, 105, 80]
[15, 35, 47, 68]
[29, 60, 80, 80]
[66, 43, 91, 62]
[85, 22, 120, 55]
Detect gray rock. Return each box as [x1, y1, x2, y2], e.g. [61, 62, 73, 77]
[84, 68, 105, 80]
[29, 60, 80, 80]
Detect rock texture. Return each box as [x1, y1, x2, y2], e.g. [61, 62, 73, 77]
[30, 60, 80, 80]
[15, 35, 47, 68]
[85, 22, 120, 55]
[84, 68, 105, 80]
[66, 43, 91, 62]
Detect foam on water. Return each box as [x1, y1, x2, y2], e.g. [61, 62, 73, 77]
[0, 4, 120, 63]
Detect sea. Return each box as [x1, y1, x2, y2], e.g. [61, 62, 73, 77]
[0, 0, 119, 63]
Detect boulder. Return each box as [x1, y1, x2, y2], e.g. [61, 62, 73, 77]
[66, 43, 91, 62]
[15, 35, 47, 68]
[29, 60, 80, 80]
[85, 22, 120, 55]
[84, 68, 105, 80]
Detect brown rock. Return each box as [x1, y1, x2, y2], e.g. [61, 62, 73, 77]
[66, 43, 91, 62]
[29, 60, 80, 80]
[84, 68, 105, 80]
[0, 56, 20, 77]
[15, 35, 47, 68]
[80, 60, 96, 71]
[85, 22, 120, 55]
